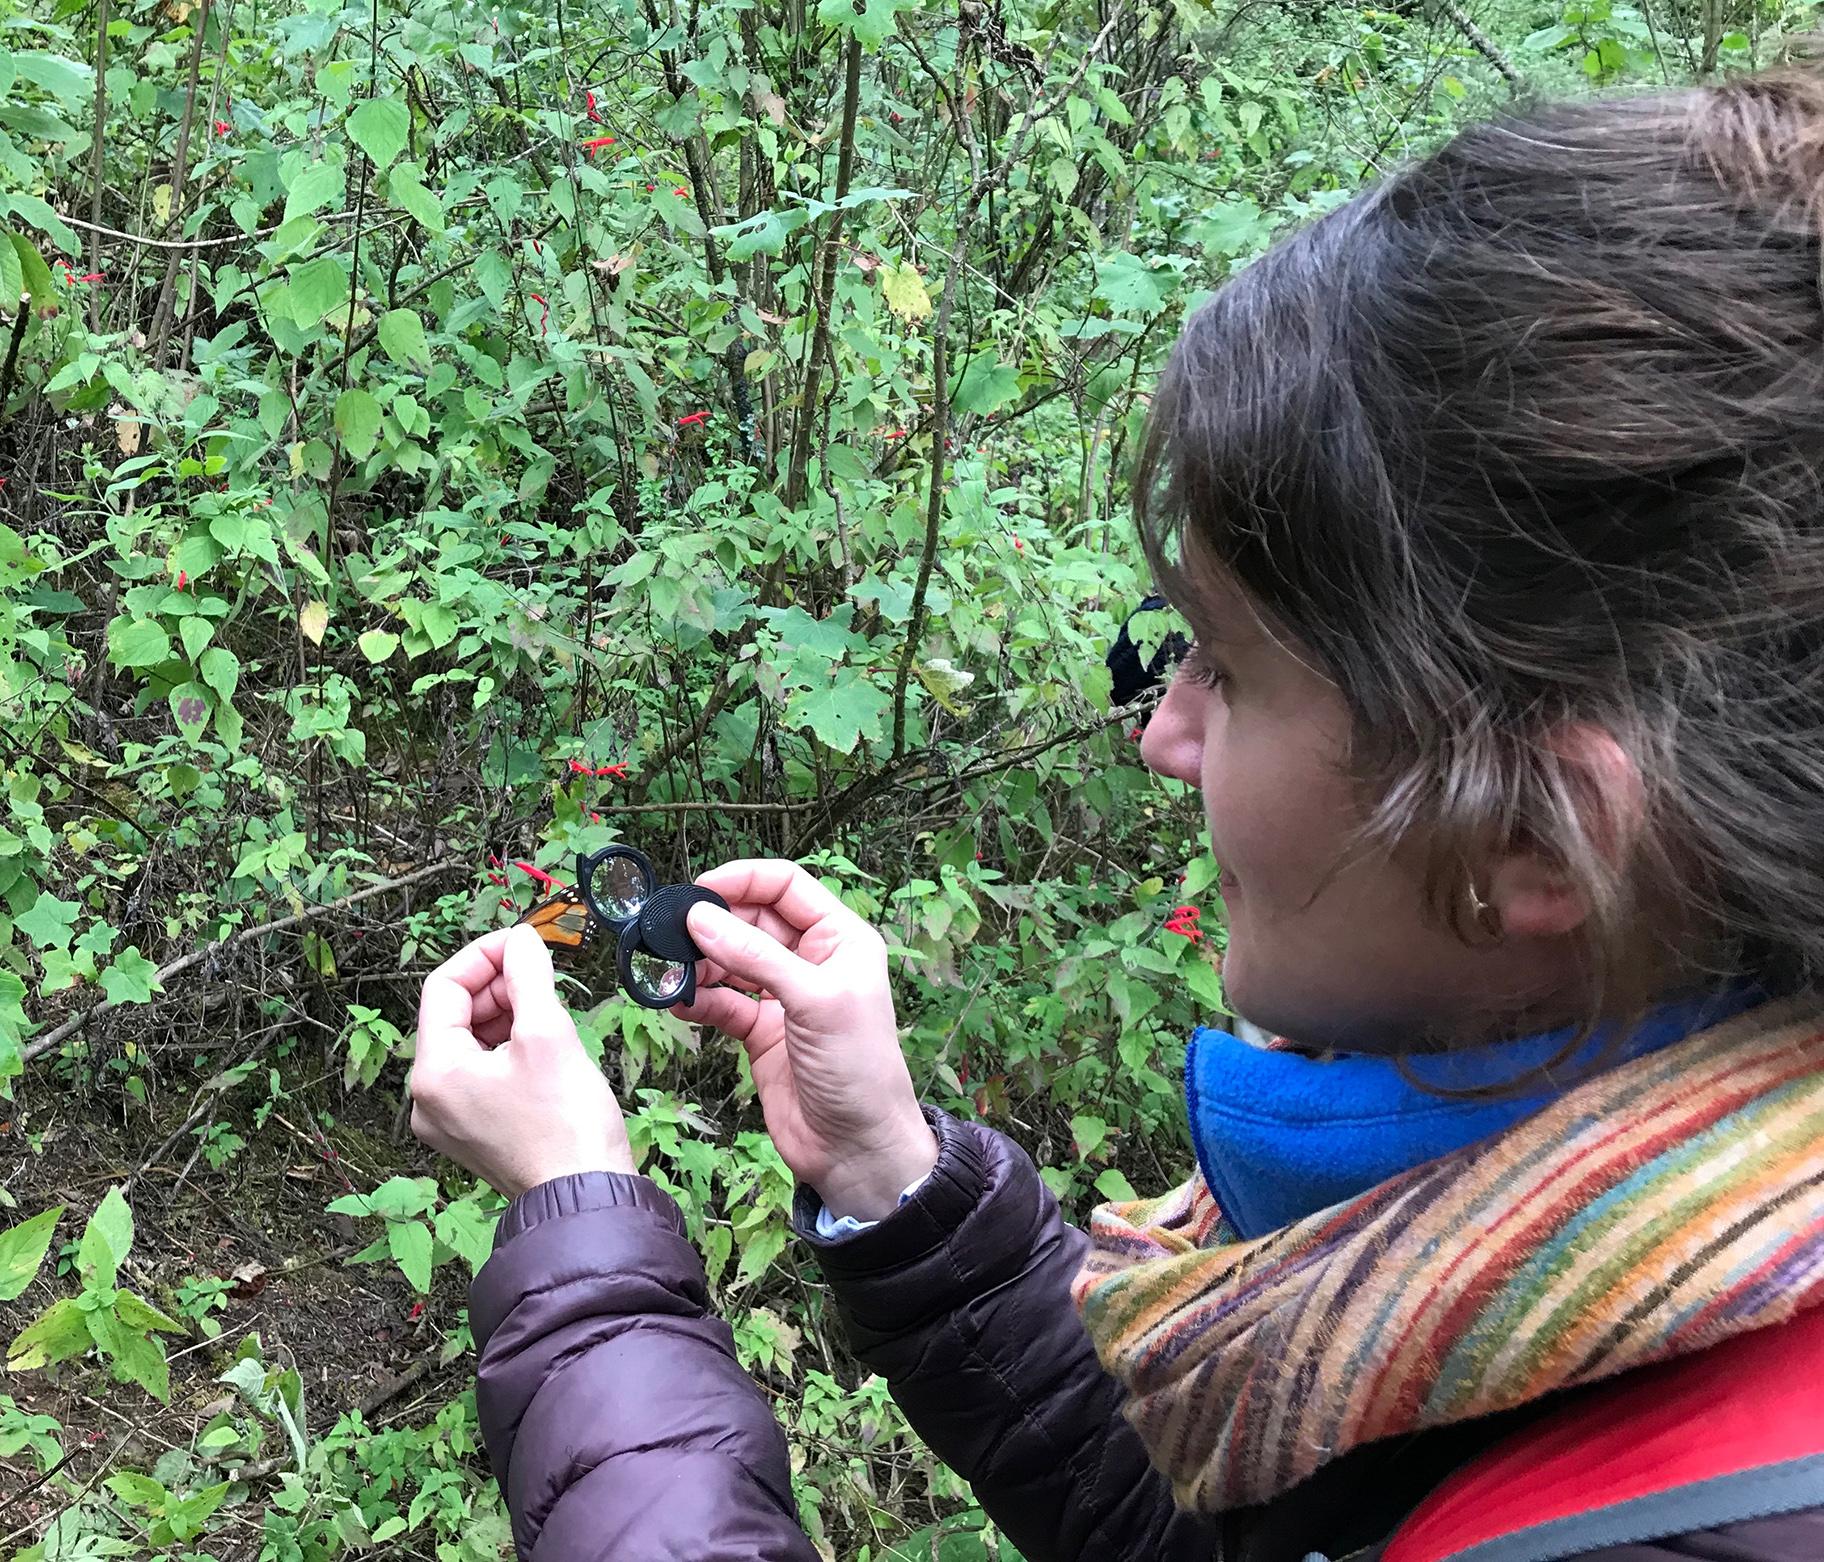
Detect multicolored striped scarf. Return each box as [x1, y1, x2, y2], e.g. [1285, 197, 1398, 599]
[1071, 995, 1824, 1512]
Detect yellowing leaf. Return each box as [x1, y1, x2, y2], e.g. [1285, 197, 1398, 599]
[299, 601, 328, 644]
[880, 261, 932, 322]
[152, 185, 171, 225]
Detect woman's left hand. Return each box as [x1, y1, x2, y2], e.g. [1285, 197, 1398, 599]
[411, 924, 635, 1198]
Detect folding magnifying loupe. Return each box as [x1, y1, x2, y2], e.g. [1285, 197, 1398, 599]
[576, 845, 728, 1009]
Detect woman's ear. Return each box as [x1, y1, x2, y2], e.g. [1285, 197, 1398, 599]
[1486, 723, 1643, 940]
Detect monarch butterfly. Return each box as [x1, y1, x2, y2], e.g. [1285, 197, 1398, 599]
[516, 886, 598, 951]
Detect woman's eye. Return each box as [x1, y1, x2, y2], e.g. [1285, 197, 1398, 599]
[1183, 644, 1227, 689]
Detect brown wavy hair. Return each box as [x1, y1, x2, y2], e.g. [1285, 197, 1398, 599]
[1136, 65, 1824, 1038]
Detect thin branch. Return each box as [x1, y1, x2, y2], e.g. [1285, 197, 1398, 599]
[23, 861, 464, 1065]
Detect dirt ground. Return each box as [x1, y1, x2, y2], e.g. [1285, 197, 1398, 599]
[0, 1048, 475, 1556]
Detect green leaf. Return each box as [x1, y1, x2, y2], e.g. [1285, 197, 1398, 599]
[951, 354, 1020, 416]
[287, 256, 348, 326]
[8, 233, 54, 310]
[99, 947, 160, 1006]
[388, 162, 445, 232]
[358, 628, 399, 663]
[113, 1289, 186, 1335]
[198, 646, 240, 701]
[77, 1186, 133, 1290]
[1094, 250, 1167, 316]
[0, 234, 22, 309]
[5, 194, 77, 257]
[377, 307, 431, 371]
[283, 162, 345, 225]
[107, 616, 171, 669]
[1070, 1114, 1109, 1159]
[433, 1200, 498, 1274]
[388, 1219, 433, 1293]
[0, 1205, 62, 1302]
[1094, 1168, 1138, 1202]
[347, 97, 409, 170]
[816, 0, 914, 50]
[786, 673, 890, 755]
[105, 1472, 167, 1509]
[12, 51, 92, 109]
[15, 892, 77, 951]
[178, 614, 212, 663]
[334, 387, 382, 458]
[8, 1297, 91, 1370]
[88, 1305, 170, 1402]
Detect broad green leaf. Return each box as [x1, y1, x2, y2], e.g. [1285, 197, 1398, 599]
[358, 628, 399, 663]
[786, 673, 890, 755]
[334, 387, 382, 458]
[951, 354, 1020, 416]
[8, 1297, 91, 1370]
[879, 261, 931, 321]
[7, 233, 52, 310]
[388, 162, 445, 232]
[283, 162, 344, 225]
[88, 1305, 170, 1402]
[6, 193, 77, 257]
[15, 892, 77, 951]
[105, 1472, 167, 1509]
[199, 646, 240, 701]
[709, 209, 788, 262]
[377, 307, 431, 371]
[433, 1200, 498, 1274]
[388, 1218, 433, 1293]
[77, 1186, 133, 1289]
[1094, 1168, 1138, 1203]
[347, 97, 409, 170]
[107, 616, 171, 669]
[816, 0, 914, 49]
[0, 1205, 62, 1302]
[169, 681, 210, 741]
[12, 51, 92, 109]
[1094, 250, 1167, 316]
[114, 1289, 185, 1335]
[99, 947, 160, 1006]
[287, 256, 348, 326]
[1070, 1114, 1109, 1159]
[178, 614, 213, 662]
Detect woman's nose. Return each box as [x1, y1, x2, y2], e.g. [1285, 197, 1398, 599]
[1139, 669, 1204, 787]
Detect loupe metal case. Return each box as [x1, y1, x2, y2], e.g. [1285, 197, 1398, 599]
[577, 844, 726, 1009]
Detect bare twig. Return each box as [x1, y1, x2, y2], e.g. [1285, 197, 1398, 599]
[24, 862, 464, 1065]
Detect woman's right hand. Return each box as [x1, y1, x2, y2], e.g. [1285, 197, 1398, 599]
[671, 859, 938, 1222]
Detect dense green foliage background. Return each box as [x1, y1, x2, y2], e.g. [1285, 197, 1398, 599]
[0, 0, 1814, 1553]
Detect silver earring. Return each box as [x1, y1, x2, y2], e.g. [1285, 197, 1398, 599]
[1467, 877, 1503, 940]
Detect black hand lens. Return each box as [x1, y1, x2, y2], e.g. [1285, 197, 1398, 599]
[576, 845, 726, 1009]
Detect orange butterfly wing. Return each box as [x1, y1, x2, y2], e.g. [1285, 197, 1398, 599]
[517, 887, 597, 950]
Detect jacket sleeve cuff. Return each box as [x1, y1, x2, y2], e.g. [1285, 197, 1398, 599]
[493, 1170, 685, 1251]
[791, 1107, 988, 1271]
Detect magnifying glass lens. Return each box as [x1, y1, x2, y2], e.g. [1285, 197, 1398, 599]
[630, 949, 688, 1002]
[592, 853, 648, 918]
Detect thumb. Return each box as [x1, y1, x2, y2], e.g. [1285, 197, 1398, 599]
[687, 901, 808, 1004]
[502, 925, 573, 1047]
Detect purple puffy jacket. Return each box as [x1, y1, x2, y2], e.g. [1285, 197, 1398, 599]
[469, 1110, 1824, 1560]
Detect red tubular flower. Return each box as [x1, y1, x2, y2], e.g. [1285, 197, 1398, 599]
[673, 186, 688, 196]
[513, 860, 556, 890]
[589, 811, 602, 823]
[644, 183, 655, 193]
[213, 119, 231, 136]
[567, 757, 589, 774]
[583, 136, 616, 156]
[593, 762, 629, 779]
[408, 1301, 426, 1321]
[487, 872, 508, 887]
[528, 292, 549, 337]
[175, 569, 188, 589]
[499, 896, 515, 911]
[1127, 725, 1143, 741]
[488, 853, 502, 867]
[585, 90, 602, 123]
[676, 410, 708, 428]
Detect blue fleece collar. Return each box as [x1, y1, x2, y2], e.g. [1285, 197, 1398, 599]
[1185, 987, 1763, 1241]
